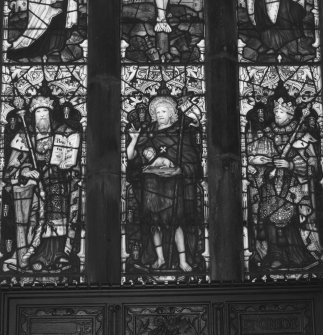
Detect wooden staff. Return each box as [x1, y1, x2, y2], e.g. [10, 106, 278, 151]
[272, 107, 310, 191]
[0, 123, 5, 258]
[16, 110, 46, 260]
[167, 110, 185, 269]
[75, 119, 87, 273]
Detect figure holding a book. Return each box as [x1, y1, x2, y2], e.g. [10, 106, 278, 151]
[3, 91, 81, 273]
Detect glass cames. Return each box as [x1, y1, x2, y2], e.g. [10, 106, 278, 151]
[3, 0, 87, 64]
[0, 0, 87, 285]
[120, 0, 209, 284]
[121, 0, 205, 64]
[240, 65, 323, 280]
[238, 0, 323, 281]
[237, 0, 320, 63]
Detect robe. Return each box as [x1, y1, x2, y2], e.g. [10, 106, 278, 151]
[4, 124, 81, 270]
[254, 0, 306, 51]
[248, 121, 319, 268]
[127, 119, 202, 267]
[7, 0, 78, 61]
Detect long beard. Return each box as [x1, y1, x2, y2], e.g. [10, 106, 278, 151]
[36, 118, 51, 133]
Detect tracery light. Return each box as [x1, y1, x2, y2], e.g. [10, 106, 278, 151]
[120, 0, 209, 284]
[0, 0, 88, 284]
[238, 0, 323, 280]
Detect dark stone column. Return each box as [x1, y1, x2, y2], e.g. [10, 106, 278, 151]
[0, 290, 3, 335]
[87, 0, 121, 283]
[205, 0, 243, 281]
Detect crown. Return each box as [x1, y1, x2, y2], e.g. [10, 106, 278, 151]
[274, 97, 295, 115]
[30, 96, 54, 113]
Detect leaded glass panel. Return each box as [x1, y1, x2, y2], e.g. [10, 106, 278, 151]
[3, 0, 87, 63]
[237, 0, 320, 63]
[121, 0, 204, 64]
[121, 0, 209, 284]
[0, 1, 87, 285]
[240, 65, 323, 279]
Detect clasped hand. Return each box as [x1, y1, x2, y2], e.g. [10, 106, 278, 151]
[21, 169, 40, 179]
[273, 158, 290, 169]
[59, 161, 73, 170]
[255, 156, 290, 168]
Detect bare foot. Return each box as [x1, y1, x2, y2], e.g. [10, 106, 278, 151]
[154, 19, 172, 33]
[179, 261, 192, 272]
[152, 258, 165, 269]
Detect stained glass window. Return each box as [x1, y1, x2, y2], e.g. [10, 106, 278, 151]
[238, 0, 323, 280]
[0, 0, 87, 284]
[120, 0, 209, 284]
[237, 0, 320, 63]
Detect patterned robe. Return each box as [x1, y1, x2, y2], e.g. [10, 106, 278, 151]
[4, 124, 81, 269]
[247, 120, 319, 268]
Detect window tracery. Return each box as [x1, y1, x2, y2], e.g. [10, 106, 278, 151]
[0, 0, 87, 284]
[238, 0, 323, 280]
[120, 0, 209, 284]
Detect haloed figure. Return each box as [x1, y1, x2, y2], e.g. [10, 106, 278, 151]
[154, 0, 172, 33]
[127, 95, 201, 272]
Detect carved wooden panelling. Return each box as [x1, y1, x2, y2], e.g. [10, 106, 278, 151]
[18, 306, 104, 335]
[124, 304, 209, 335]
[213, 303, 225, 335]
[229, 301, 314, 335]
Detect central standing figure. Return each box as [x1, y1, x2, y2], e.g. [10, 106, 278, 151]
[127, 93, 202, 272]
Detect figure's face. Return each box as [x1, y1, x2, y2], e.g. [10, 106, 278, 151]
[35, 107, 50, 131]
[274, 107, 292, 126]
[156, 105, 172, 126]
[35, 107, 49, 121]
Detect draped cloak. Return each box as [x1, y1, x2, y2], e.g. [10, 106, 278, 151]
[248, 122, 319, 268]
[4, 124, 81, 270]
[127, 119, 202, 267]
[7, 0, 78, 61]
[254, 0, 306, 51]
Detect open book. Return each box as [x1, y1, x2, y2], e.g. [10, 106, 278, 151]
[50, 133, 80, 167]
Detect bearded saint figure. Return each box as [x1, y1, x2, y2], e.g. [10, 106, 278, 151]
[3, 93, 81, 273]
[127, 94, 202, 272]
[247, 83, 322, 270]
